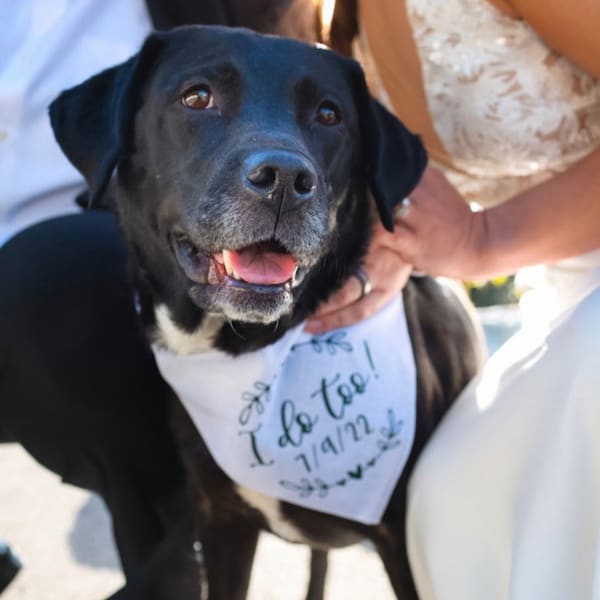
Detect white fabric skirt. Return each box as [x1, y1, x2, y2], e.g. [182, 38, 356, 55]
[407, 269, 600, 600]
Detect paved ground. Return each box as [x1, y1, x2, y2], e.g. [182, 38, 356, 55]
[0, 309, 520, 599]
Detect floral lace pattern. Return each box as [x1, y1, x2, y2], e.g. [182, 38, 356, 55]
[406, 0, 600, 207]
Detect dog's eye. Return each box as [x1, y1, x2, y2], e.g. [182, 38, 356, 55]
[316, 101, 341, 126]
[181, 85, 215, 110]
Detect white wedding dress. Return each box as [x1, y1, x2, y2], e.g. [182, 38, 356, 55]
[359, 0, 600, 597]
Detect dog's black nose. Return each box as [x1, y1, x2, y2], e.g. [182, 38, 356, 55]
[243, 150, 317, 208]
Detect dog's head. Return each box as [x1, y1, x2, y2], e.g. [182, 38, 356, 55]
[50, 26, 425, 346]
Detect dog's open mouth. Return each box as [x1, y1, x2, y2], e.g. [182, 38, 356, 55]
[173, 235, 301, 293]
[215, 242, 298, 287]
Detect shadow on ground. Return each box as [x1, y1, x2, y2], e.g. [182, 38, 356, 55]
[68, 495, 120, 571]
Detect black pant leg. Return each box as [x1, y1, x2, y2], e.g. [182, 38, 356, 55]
[0, 212, 185, 575]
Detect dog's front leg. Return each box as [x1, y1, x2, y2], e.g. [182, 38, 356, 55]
[197, 517, 261, 600]
[169, 400, 262, 599]
[376, 524, 419, 600]
[306, 549, 328, 600]
[107, 511, 203, 600]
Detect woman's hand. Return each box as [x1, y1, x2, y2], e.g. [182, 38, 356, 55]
[304, 232, 413, 333]
[378, 164, 484, 279]
[305, 164, 481, 334]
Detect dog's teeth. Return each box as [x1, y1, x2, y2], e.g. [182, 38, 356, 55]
[222, 250, 244, 280]
[292, 266, 300, 286]
[222, 250, 234, 277]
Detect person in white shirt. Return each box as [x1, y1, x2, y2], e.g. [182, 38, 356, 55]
[0, 1, 316, 595]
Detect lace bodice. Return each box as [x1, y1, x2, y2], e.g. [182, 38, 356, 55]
[405, 0, 600, 207]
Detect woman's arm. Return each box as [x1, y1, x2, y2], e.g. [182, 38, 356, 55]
[385, 145, 600, 281]
[508, 0, 600, 81]
[474, 145, 600, 278]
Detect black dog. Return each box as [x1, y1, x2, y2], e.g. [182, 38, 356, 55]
[50, 26, 482, 599]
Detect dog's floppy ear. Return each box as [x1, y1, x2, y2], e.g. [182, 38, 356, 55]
[350, 62, 428, 231]
[49, 34, 164, 208]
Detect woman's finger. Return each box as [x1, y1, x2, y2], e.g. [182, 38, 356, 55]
[306, 253, 412, 332]
[312, 275, 364, 317]
[373, 221, 420, 264]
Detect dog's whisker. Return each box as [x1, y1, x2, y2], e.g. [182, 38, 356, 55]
[227, 319, 246, 340]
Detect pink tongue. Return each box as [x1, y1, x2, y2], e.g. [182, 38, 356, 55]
[229, 247, 297, 285]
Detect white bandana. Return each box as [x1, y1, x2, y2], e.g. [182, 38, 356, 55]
[152, 297, 416, 525]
